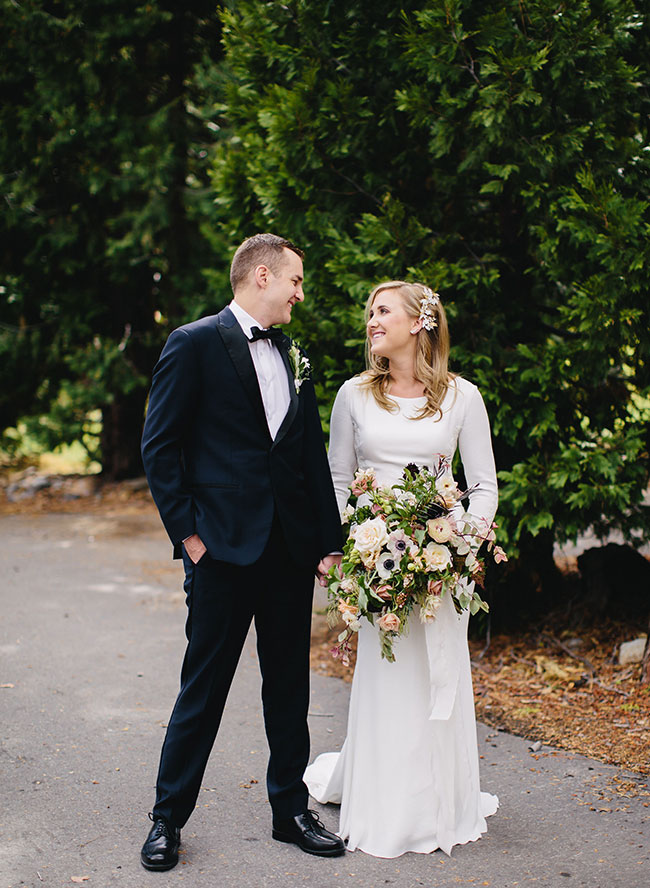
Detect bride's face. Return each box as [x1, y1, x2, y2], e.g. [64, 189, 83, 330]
[367, 289, 419, 360]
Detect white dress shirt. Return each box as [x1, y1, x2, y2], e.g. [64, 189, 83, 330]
[229, 300, 291, 440]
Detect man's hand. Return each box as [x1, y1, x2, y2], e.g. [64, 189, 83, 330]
[183, 533, 207, 565]
[316, 552, 342, 587]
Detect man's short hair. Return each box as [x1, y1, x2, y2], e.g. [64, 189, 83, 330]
[230, 233, 304, 293]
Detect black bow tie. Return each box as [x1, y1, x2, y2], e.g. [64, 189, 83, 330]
[249, 326, 286, 346]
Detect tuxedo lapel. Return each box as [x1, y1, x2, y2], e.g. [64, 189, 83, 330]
[273, 341, 299, 446]
[216, 308, 271, 440]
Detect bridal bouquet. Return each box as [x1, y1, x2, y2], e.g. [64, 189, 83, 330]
[327, 461, 507, 663]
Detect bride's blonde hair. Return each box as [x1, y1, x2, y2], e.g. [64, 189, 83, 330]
[360, 280, 454, 420]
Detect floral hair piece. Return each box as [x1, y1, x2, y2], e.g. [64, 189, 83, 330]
[418, 286, 440, 331]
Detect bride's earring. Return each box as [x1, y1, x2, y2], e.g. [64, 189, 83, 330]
[410, 329, 418, 335]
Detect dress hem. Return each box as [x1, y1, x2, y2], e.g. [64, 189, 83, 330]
[342, 798, 499, 859]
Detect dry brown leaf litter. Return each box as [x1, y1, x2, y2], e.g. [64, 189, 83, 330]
[310, 611, 650, 778]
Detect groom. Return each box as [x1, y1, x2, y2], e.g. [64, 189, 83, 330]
[140, 233, 345, 870]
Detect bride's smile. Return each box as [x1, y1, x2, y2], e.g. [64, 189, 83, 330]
[367, 288, 421, 359]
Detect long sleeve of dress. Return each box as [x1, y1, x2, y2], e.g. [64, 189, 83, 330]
[458, 384, 498, 529]
[328, 381, 359, 514]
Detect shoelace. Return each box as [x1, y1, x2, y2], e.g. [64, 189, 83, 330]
[306, 809, 325, 830]
[148, 812, 174, 839]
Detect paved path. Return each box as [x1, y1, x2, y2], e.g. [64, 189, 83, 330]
[1, 510, 648, 888]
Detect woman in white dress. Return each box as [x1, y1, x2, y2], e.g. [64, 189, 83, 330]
[305, 281, 499, 858]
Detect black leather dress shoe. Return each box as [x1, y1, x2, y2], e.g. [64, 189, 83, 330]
[140, 814, 181, 871]
[272, 810, 346, 857]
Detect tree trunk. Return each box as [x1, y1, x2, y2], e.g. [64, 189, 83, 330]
[100, 387, 147, 481]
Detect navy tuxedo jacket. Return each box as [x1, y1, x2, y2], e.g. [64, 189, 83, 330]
[141, 306, 343, 567]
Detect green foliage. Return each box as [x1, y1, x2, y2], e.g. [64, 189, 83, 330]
[209, 0, 650, 562]
[0, 0, 223, 476]
[2, 0, 649, 577]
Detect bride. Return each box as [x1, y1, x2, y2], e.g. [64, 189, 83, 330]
[305, 281, 499, 858]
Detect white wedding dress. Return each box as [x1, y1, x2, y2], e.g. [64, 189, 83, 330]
[305, 375, 499, 858]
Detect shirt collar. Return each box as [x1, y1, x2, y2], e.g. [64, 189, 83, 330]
[229, 299, 268, 340]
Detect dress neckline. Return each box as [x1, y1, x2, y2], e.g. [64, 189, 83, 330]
[387, 393, 427, 402]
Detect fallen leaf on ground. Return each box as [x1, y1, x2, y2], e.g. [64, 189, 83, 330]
[534, 655, 582, 682]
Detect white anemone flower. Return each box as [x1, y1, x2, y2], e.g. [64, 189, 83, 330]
[376, 550, 399, 579]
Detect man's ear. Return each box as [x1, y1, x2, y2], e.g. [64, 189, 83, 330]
[254, 264, 270, 288]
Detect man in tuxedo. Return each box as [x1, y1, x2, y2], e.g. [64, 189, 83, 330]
[140, 233, 345, 870]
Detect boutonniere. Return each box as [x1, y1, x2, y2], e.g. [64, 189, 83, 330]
[288, 341, 311, 393]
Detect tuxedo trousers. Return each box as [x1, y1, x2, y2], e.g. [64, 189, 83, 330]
[152, 517, 315, 828]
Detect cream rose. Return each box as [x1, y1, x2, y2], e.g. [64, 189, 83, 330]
[378, 612, 400, 633]
[420, 593, 443, 623]
[351, 517, 389, 567]
[422, 541, 452, 571]
[426, 517, 453, 543]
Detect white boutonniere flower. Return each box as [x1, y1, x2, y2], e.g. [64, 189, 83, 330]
[288, 341, 311, 393]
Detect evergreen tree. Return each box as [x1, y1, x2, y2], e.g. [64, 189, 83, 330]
[210, 0, 650, 597]
[0, 0, 223, 477]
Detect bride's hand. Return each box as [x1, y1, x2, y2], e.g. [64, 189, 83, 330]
[316, 553, 342, 586]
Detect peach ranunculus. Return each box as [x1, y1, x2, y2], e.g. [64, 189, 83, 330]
[378, 612, 400, 633]
[426, 516, 454, 543]
[427, 578, 443, 596]
[351, 517, 389, 568]
[422, 541, 452, 572]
